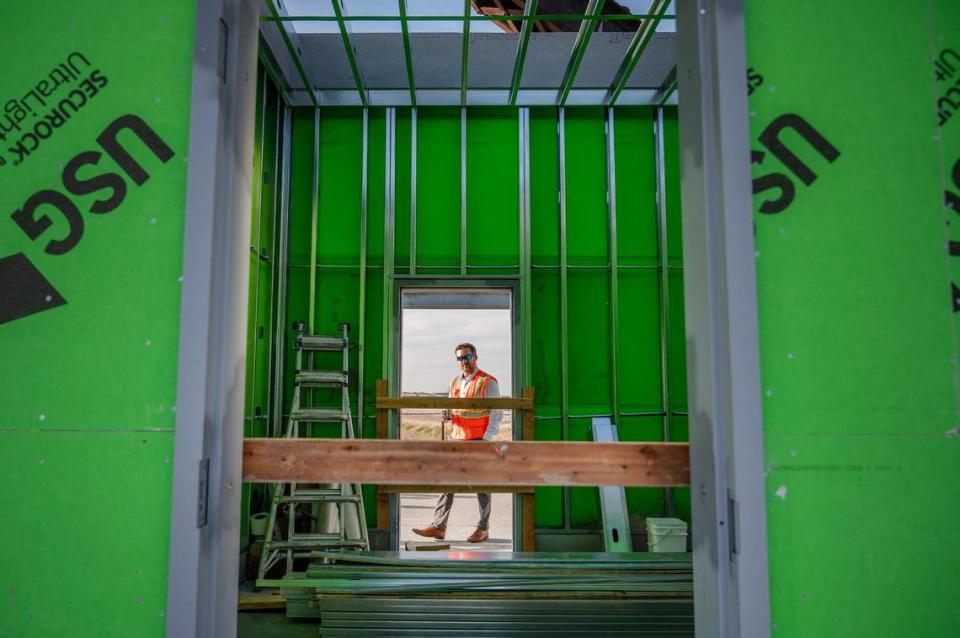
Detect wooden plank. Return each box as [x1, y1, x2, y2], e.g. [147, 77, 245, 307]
[237, 590, 285, 610]
[404, 540, 451, 551]
[377, 396, 533, 410]
[375, 379, 389, 439]
[378, 485, 534, 494]
[522, 387, 535, 441]
[243, 439, 689, 487]
[376, 378, 390, 531]
[521, 388, 536, 549]
[522, 493, 535, 551]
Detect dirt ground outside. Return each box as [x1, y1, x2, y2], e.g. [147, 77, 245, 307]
[400, 409, 513, 442]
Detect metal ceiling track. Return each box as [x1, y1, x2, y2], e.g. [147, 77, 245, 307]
[259, 1, 678, 108]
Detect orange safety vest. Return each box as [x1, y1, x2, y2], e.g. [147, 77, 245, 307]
[449, 370, 497, 441]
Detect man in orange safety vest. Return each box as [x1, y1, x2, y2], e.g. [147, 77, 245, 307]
[412, 342, 502, 543]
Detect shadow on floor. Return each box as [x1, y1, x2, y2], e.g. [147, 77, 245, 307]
[237, 611, 316, 638]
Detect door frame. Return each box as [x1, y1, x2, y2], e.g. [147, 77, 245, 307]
[165, 1, 772, 635]
[392, 277, 522, 550]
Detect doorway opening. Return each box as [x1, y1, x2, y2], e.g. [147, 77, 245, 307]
[398, 287, 515, 551]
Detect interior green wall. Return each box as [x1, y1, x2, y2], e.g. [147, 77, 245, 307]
[244, 93, 689, 538]
[241, 69, 286, 549]
[0, 3, 197, 636]
[746, 1, 960, 635]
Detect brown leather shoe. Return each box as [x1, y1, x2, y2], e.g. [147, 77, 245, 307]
[412, 525, 446, 540]
[466, 528, 489, 543]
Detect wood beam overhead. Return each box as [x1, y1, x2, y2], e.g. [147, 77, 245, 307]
[243, 439, 690, 487]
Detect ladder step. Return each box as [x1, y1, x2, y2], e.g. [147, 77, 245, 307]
[295, 370, 348, 387]
[296, 334, 346, 351]
[278, 494, 361, 504]
[292, 487, 342, 498]
[292, 408, 349, 422]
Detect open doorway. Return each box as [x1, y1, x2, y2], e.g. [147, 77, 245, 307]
[398, 287, 515, 551]
[162, 2, 774, 634]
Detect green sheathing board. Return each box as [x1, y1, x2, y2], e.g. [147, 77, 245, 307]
[274, 106, 687, 534]
[0, 3, 196, 636]
[746, 2, 960, 635]
[416, 108, 460, 272]
[1, 432, 173, 635]
[467, 108, 520, 272]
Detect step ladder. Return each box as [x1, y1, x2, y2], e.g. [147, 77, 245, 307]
[257, 323, 369, 583]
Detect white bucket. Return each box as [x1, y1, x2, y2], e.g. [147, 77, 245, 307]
[646, 517, 688, 553]
[250, 513, 269, 538]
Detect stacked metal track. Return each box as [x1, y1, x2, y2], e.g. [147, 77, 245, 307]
[281, 551, 694, 636]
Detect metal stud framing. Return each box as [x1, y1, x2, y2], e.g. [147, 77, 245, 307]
[357, 108, 369, 437]
[509, 0, 539, 106]
[382, 108, 396, 393]
[607, 0, 671, 106]
[263, 13, 673, 24]
[656, 66, 679, 107]
[271, 105, 292, 438]
[410, 108, 418, 275]
[460, 107, 468, 276]
[308, 108, 320, 333]
[460, 0, 471, 107]
[261, 5, 675, 108]
[557, 0, 605, 107]
[654, 106, 675, 516]
[519, 108, 532, 389]
[557, 107, 571, 528]
[330, 0, 367, 106]
[605, 108, 621, 425]
[264, 0, 319, 108]
[397, 0, 416, 107]
[247, 68, 269, 440]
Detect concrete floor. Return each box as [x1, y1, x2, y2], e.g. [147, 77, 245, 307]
[237, 611, 316, 638]
[399, 491, 513, 551]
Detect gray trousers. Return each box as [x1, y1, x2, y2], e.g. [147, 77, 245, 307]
[431, 492, 491, 531]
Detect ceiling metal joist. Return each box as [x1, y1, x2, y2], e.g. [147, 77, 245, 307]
[259, 2, 678, 109]
[607, 0, 671, 106]
[260, 13, 675, 24]
[508, 0, 539, 106]
[330, 0, 367, 106]
[264, 0, 319, 108]
[398, 0, 416, 106]
[556, 0, 606, 107]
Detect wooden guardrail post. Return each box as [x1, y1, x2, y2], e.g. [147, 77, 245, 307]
[521, 387, 536, 551]
[375, 379, 390, 531]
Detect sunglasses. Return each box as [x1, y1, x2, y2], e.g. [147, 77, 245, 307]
[456, 354, 476, 362]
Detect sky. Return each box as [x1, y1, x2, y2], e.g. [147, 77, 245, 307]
[401, 308, 513, 395]
[284, 1, 675, 34]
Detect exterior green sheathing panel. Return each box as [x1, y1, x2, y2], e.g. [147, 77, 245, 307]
[0, 6, 195, 430]
[0, 431, 173, 636]
[746, 1, 959, 634]
[0, 3, 196, 636]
